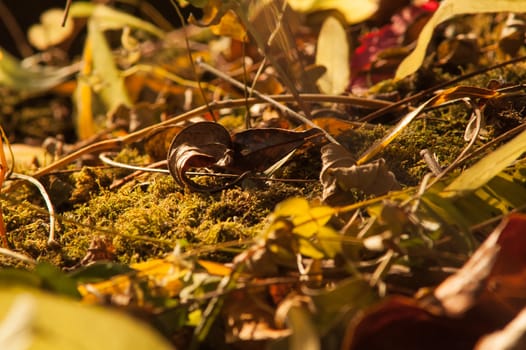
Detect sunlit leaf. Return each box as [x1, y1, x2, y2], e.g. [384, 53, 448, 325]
[69, 3, 165, 38]
[0, 48, 76, 92]
[287, 0, 379, 24]
[88, 20, 132, 112]
[316, 226, 342, 258]
[0, 288, 173, 350]
[292, 206, 335, 237]
[211, 10, 247, 41]
[274, 197, 310, 218]
[315, 16, 350, 95]
[28, 8, 74, 50]
[445, 127, 526, 194]
[7, 144, 50, 169]
[396, 0, 526, 80]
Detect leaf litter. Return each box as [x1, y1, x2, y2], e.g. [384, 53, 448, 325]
[2, 1, 526, 349]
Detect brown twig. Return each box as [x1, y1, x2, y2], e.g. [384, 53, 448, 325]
[1, 93, 389, 184]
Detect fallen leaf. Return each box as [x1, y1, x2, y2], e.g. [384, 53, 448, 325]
[320, 144, 400, 204]
[28, 8, 75, 50]
[342, 296, 482, 350]
[223, 289, 292, 342]
[0, 288, 173, 350]
[286, 0, 379, 24]
[167, 122, 324, 191]
[232, 127, 324, 172]
[315, 16, 350, 95]
[167, 122, 233, 191]
[343, 214, 526, 350]
[395, 0, 526, 80]
[350, 2, 437, 91]
[444, 122, 526, 194]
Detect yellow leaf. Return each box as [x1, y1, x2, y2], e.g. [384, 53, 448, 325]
[79, 258, 188, 303]
[287, 0, 378, 24]
[0, 289, 173, 350]
[396, 0, 526, 80]
[445, 127, 526, 194]
[274, 197, 310, 218]
[197, 259, 232, 276]
[315, 16, 350, 95]
[28, 8, 74, 50]
[211, 10, 247, 41]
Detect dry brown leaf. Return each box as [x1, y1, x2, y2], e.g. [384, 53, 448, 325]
[342, 296, 481, 350]
[320, 144, 400, 205]
[232, 127, 324, 172]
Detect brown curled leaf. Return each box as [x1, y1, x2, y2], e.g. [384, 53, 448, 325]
[320, 144, 400, 205]
[232, 127, 325, 172]
[167, 122, 234, 191]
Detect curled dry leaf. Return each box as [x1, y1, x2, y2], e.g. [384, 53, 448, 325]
[320, 144, 400, 205]
[232, 127, 324, 172]
[167, 122, 234, 191]
[167, 122, 326, 191]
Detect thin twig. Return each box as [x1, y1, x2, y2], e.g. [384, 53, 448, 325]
[99, 152, 169, 174]
[359, 54, 526, 123]
[169, 0, 216, 120]
[10, 173, 58, 247]
[196, 59, 340, 144]
[62, 0, 73, 27]
[3, 94, 387, 183]
[0, 247, 36, 265]
[427, 97, 482, 188]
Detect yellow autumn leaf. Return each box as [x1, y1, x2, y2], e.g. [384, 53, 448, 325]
[315, 16, 350, 95]
[287, 0, 379, 24]
[28, 8, 74, 50]
[396, 0, 526, 80]
[211, 10, 248, 41]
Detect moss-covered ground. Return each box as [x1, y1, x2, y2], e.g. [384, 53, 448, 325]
[3, 61, 526, 269]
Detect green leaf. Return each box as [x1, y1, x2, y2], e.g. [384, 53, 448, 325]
[35, 263, 80, 298]
[396, 0, 526, 80]
[87, 20, 132, 111]
[68, 262, 134, 283]
[0, 48, 76, 92]
[445, 128, 526, 194]
[69, 3, 165, 38]
[310, 277, 377, 332]
[315, 16, 350, 95]
[0, 288, 173, 350]
[285, 304, 320, 350]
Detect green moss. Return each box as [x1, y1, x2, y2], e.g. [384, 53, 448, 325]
[4, 59, 526, 270]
